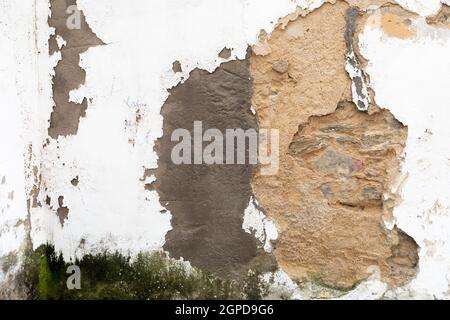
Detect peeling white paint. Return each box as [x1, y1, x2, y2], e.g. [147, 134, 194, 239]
[263, 270, 304, 299]
[345, 50, 371, 111]
[395, 0, 449, 17]
[242, 197, 278, 253]
[360, 12, 450, 299]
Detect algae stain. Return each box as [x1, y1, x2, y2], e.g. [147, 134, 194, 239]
[22, 244, 268, 300]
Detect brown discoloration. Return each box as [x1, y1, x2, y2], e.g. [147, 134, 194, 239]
[48, 0, 104, 139]
[57, 195, 69, 226]
[218, 47, 232, 59]
[155, 55, 274, 275]
[48, 34, 59, 55]
[426, 5, 450, 29]
[250, 2, 417, 289]
[172, 60, 182, 73]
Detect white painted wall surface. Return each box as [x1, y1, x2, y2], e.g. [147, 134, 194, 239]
[360, 14, 450, 299]
[0, 0, 37, 283]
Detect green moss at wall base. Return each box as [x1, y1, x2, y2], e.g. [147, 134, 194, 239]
[21, 244, 268, 300]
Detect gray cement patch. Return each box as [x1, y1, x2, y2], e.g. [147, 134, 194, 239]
[155, 53, 273, 275]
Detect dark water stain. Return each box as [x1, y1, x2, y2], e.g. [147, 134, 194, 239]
[155, 53, 273, 275]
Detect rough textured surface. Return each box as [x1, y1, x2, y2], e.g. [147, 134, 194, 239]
[360, 4, 450, 298]
[155, 56, 274, 275]
[3, 0, 450, 300]
[250, 2, 417, 289]
[426, 4, 450, 28]
[48, 0, 104, 139]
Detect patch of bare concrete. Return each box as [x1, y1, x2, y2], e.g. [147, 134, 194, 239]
[48, 0, 104, 139]
[250, 2, 417, 289]
[155, 54, 275, 276]
[57, 195, 69, 226]
[218, 47, 232, 59]
[172, 60, 182, 73]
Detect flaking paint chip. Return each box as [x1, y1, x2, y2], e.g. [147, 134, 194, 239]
[172, 60, 182, 73]
[272, 60, 289, 74]
[218, 47, 232, 59]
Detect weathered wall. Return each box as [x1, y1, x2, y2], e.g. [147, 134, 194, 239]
[1, 0, 450, 299]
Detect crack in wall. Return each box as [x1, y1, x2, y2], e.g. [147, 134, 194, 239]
[47, 0, 104, 139]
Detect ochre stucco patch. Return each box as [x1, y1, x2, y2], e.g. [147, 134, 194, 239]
[250, 2, 417, 289]
[380, 13, 416, 39]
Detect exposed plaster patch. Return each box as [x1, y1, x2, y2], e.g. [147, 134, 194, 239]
[218, 47, 232, 59]
[394, 0, 450, 17]
[47, 0, 104, 139]
[155, 56, 275, 275]
[56, 195, 69, 226]
[251, 2, 418, 290]
[172, 60, 182, 73]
